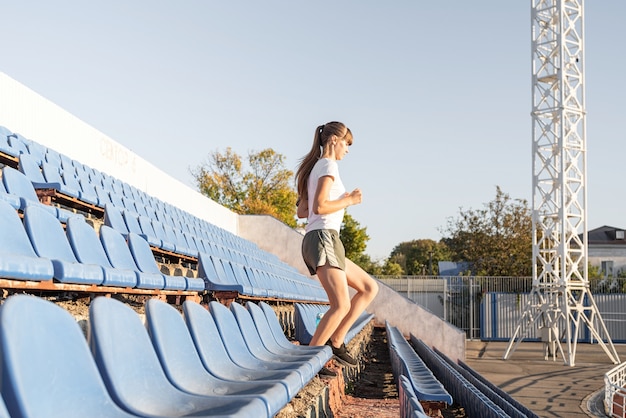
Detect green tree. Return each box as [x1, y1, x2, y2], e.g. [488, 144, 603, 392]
[440, 186, 532, 276]
[191, 147, 298, 227]
[380, 258, 404, 276]
[388, 239, 451, 275]
[340, 212, 369, 259]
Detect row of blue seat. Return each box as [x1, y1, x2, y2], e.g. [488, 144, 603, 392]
[199, 254, 328, 302]
[385, 322, 453, 405]
[293, 303, 374, 345]
[409, 334, 517, 418]
[0, 294, 332, 417]
[436, 349, 538, 418]
[0, 199, 203, 291]
[104, 200, 328, 301]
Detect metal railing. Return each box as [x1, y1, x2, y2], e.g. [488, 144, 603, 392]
[376, 275, 626, 340]
[605, 362, 626, 417]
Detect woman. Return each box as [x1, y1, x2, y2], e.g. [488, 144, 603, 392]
[295, 121, 379, 375]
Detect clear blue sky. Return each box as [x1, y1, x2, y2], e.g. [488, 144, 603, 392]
[3, 2, 625, 260]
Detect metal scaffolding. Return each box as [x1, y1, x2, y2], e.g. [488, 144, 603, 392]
[503, 0, 620, 366]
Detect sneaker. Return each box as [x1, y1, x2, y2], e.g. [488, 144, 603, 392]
[326, 340, 357, 367]
[318, 366, 337, 378]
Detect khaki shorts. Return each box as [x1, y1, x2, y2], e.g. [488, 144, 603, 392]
[301, 229, 346, 275]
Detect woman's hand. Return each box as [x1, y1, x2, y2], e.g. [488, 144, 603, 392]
[345, 188, 362, 206]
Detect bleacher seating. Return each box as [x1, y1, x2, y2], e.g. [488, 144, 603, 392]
[439, 350, 538, 418]
[24, 204, 104, 285]
[126, 232, 188, 291]
[247, 301, 332, 358]
[145, 298, 291, 417]
[19, 153, 101, 216]
[385, 322, 452, 404]
[66, 216, 138, 288]
[0, 200, 54, 282]
[294, 302, 374, 345]
[0, 127, 21, 167]
[230, 301, 330, 369]
[182, 300, 306, 399]
[3, 166, 64, 219]
[0, 295, 137, 418]
[89, 296, 267, 417]
[99, 225, 165, 290]
[410, 334, 511, 418]
[209, 300, 316, 384]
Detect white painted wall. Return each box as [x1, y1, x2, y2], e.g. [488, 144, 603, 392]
[0, 72, 238, 233]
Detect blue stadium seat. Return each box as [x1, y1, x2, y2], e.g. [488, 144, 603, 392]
[40, 162, 82, 199]
[89, 296, 266, 417]
[44, 148, 62, 167]
[145, 299, 290, 417]
[230, 261, 268, 297]
[24, 140, 47, 165]
[137, 214, 165, 248]
[149, 219, 177, 252]
[126, 232, 188, 291]
[294, 303, 328, 345]
[18, 153, 57, 189]
[2, 166, 58, 217]
[94, 184, 114, 207]
[66, 217, 137, 287]
[230, 302, 329, 369]
[209, 301, 314, 384]
[249, 302, 328, 355]
[23, 205, 104, 285]
[0, 125, 18, 158]
[121, 209, 146, 237]
[169, 225, 197, 257]
[78, 178, 102, 206]
[0, 179, 21, 210]
[58, 153, 74, 173]
[62, 168, 98, 205]
[197, 252, 249, 294]
[99, 225, 165, 290]
[386, 322, 453, 404]
[0, 200, 54, 281]
[182, 300, 305, 399]
[399, 375, 429, 418]
[0, 295, 136, 418]
[295, 303, 373, 345]
[103, 204, 130, 236]
[259, 302, 302, 350]
[7, 133, 29, 156]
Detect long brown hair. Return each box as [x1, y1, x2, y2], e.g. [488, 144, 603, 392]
[295, 121, 352, 198]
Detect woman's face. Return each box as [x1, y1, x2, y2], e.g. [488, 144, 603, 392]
[333, 137, 350, 160]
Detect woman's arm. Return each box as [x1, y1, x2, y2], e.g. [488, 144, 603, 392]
[312, 176, 362, 215]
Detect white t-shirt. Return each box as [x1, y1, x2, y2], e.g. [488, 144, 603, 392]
[305, 158, 345, 233]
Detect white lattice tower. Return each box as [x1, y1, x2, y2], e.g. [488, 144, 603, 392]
[503, 0, 619, 366]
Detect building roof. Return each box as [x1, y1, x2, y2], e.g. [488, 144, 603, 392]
[584, 225, 626, 245]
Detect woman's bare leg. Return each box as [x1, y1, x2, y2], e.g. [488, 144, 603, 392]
[308, 264, 351, 347]
[329, 258, 379, 347]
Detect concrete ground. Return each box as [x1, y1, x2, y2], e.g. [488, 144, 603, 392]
[464, 340, 626, 418]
